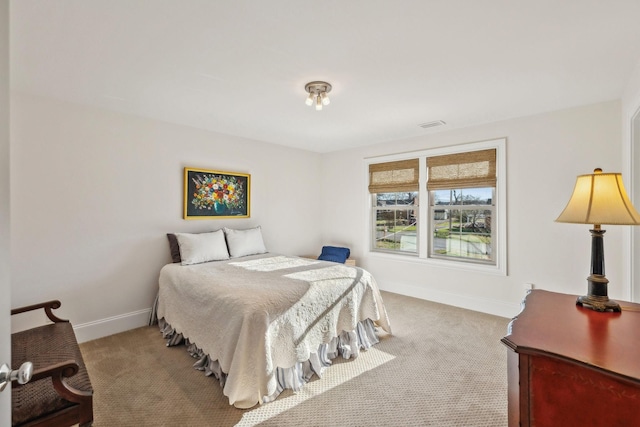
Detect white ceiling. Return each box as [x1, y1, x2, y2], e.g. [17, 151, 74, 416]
[10, 1, 640, 153]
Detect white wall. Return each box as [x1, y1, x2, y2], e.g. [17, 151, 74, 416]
[622, 61, 640, 124]
[9, 91, 626, 338]
[1, 0, 11, 421]
[622, 60, 640, 302]
[320, 101, 623, 317]
[10, 92, 323, 341]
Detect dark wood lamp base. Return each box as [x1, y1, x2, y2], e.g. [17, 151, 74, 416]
[575, 273, 621, 312]
[576, 294, 621, 312]
[576, 229, 622, 313]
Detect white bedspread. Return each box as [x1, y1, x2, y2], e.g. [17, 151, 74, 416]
[157, 253, 391, 408]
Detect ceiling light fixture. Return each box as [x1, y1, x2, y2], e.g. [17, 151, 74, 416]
[304, 81, 332, 111]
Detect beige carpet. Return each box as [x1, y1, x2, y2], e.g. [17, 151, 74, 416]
[79, 291, 510, 426]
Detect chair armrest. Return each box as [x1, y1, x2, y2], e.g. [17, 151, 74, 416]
[15, 359, 92, 402]
[11, 300, 69, 323]
[30, 360, 79, 383]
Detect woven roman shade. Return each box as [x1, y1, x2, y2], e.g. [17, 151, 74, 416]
[368, 159, 419, 193]
[427, 149, 496, 190]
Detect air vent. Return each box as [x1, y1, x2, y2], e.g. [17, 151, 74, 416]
[419, 120, 446, 129]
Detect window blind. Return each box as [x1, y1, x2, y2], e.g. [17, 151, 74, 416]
[426, 149, 496, 190]
[368, 159, 419, 193]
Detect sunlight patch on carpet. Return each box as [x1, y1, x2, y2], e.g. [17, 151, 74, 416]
[235, 347, 395, 426]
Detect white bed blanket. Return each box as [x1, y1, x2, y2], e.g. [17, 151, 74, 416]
[157, 254, 391, 408]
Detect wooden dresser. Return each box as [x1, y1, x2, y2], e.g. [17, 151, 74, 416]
[501, 289, 640, 427]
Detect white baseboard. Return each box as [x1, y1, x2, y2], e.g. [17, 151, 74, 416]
[73, 308, 152, 343]
[73, 284, 520, 344]
[378, 281, 521, 319]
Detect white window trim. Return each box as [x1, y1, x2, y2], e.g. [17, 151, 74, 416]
[364, 138, 507, 276]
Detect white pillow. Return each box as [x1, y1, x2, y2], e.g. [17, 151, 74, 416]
[175, 230, 230, 265]
[224, 226, 267, 258]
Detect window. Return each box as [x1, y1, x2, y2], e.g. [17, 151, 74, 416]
[369, 159, 419, 254]
[367, 139, 506, 274]
[427, 149, 496, 264]
[373, 191, 419, 253]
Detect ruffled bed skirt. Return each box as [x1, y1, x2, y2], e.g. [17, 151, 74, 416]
[157, 317, 380, 404]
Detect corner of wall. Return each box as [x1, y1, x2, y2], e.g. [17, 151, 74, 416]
[73, 308, 152, 343]
[622, 58, 640, 302]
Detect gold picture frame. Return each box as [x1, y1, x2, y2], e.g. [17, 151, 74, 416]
[183, 167, 250, 219]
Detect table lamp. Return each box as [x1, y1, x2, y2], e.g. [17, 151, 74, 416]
[556, 168, 640, 312]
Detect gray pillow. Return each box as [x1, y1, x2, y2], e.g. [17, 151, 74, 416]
[166, 233, 181, 263]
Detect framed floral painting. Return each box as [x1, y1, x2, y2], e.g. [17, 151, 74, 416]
[183, 167, 250, 219]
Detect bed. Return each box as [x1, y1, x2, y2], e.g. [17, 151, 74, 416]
[155, 227, 391, 408]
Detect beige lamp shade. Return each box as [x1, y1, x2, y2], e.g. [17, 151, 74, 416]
[556, 168, 640, 225]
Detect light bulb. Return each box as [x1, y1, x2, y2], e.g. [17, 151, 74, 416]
[305, 92, 314, 106]
[315, 95, 322, 111]
[320, 92, 330, 105]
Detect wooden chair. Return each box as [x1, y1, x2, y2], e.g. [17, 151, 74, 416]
[11, 300, 93, 427]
